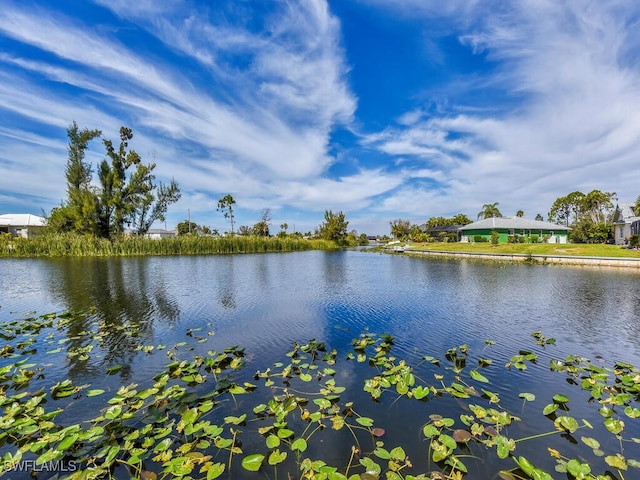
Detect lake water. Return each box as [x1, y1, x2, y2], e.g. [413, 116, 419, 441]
[1, 249, 640, 478]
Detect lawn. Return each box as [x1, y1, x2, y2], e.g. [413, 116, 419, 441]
[404, 241, 640, 258]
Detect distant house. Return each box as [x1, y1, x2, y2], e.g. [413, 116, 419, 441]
[0, 213, 46, 238]
[612, 203, 640, 245]
[459, 217, 570, 243]
[144, 228, 177, 240]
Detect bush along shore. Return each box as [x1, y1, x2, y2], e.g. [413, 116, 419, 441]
[1, 311, 640, 479]
[0, 234, 340, 258]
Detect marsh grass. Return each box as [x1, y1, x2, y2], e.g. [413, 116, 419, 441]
[0, 233, 338, 258]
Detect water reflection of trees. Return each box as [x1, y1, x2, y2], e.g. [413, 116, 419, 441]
[322, 250, 348, 293]
[213, 256, 237, 309]
[47, 257, 179, 380]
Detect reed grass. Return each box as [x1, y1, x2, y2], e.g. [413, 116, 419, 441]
[0, 233, 338, 258]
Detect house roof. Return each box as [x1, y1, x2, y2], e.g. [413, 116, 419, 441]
[612, 203, 639, 224]
[0, 213, 46, 227]
[459, 217, 570, 231]
[146, 229, 177, 235]
[425, 225, 464, 233]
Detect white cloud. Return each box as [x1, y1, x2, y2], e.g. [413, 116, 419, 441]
[364, 0, 640, 218]
[0, 1, 381, 222]
[91, 0, 356, 171]
[3, 0, 639, 235]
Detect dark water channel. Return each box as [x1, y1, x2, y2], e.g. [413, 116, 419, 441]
[1, 250, 640, 479]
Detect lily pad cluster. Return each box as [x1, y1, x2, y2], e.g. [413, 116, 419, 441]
[0, 312, 640, 479]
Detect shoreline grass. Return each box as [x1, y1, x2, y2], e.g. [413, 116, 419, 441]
[401, 241, 640, 258]
[0, 233, 339, 258]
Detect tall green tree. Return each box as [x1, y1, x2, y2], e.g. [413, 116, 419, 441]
[548, 190, 616, 243]
[97, 127, 180, 237]
[254, 209, 271, 237]
[425, 216, 448, 229]
[451, 213, 472, 225]
[317, 210, 349, 243]
[548, 191, 585, 226]
[477, 202, 502, 220]
[98, 127, 138, 237]
[425, 214, 471, 228]
[177, 221, 199, 236]
[49, 123, 179, 238]
[217, 194, 236, 235]
[127, 160, 181, 236]
[48, 122, 102, 234]
[547, 196, 571, 226]
[238, 225, 252, 236]
[390, 219, 411, 239]
[252, 221, 269, 236]
[581, 190, 616, 224]
[66, 121, 102, 193]
[409, 224, 429, 242]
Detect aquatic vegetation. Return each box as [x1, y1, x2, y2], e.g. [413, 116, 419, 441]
[1, 312, 639, 479]
[0, 233, 338, 257]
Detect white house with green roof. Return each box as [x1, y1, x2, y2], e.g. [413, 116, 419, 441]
[459, 217, 570, 243]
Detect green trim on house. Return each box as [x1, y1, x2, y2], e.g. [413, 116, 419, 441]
[459, 218, 570, 244]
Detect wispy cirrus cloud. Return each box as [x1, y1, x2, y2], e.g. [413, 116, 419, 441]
[3, 0, 640, 234]
[91, 0, 357, 169]
[0, 0, 368, 229]
[363, 0, 640, 219]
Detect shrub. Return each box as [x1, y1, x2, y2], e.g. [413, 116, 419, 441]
[490, 230, 499, 246]
[531, 234, 539, 243]
[473, 235, 488, 243]
[507, 235, 517, 243]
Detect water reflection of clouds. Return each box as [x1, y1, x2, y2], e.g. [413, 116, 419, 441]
[4, 251, 640, 477]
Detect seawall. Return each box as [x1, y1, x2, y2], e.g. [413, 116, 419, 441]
[393, 248, 640, 268]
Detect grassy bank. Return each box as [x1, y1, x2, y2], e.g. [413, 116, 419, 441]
[401, 241, 640, 258]
[0, 233, 339, 258]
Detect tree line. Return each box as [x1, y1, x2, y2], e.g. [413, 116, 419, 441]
[389, 189, 624, 244]
[177, 195, 367, 246]
[47, 122, 367, 247]
[546, 190, 618, 243]
[49, 121, 624, 246]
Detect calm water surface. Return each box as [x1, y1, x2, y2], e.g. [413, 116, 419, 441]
[1, 250, 640, 478]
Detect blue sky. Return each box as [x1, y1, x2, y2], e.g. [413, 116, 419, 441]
[1, 1, 640, 235]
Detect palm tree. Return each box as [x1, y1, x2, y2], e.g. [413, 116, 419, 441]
[477, 202, 502, 220]
[516, 210, 524, 217]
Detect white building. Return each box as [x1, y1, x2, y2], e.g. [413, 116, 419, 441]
[144, 228, 177, 239]
[612, 203, 640, 245]
[0, 214, 47, 238]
